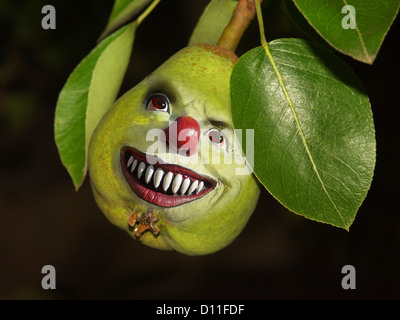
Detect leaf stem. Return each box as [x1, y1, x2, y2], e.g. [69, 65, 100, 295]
[137, 0, 162, 26]
[217, 0, 262, 52]
[254, 0, 267, 47]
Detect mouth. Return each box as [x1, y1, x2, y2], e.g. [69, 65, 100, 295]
[121, 147, 217, 207]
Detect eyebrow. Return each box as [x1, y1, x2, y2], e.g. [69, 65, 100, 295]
[146, 78, 179, 104]
[149, 76, 233, 130]
[201, 101, 232, 130]
[208, 119, 232, 130]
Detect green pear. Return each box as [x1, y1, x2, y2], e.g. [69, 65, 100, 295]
[88, 44, 260, 255]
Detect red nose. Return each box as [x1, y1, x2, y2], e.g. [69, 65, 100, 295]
[163, 116, 200, 156]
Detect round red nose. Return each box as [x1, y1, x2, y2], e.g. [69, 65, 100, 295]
[163, 116, 200, 156]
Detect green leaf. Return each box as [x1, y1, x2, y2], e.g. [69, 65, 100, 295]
[188, 0, 238, 46]
[55, 22, 136, 189]
[292, 0, 400, 64]
[231, 38, 376, 229]
[284, 0, 332, 50]
[99, 0, 152, 41]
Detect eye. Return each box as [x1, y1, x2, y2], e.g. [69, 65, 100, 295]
[146, 93, 169, 112]
[208, 129, 225, 147]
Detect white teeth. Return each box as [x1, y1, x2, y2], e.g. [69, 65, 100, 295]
[145, 165, 154, 184]
[127, 156, 134, 167]
[125, 155, 208, 196]
[137, 162, 146, 179]
[196, 181, 204, 194]
[188, 180, 199, 195]
[131, 159, 137, 172]
[153, 168, 164, 188]
[180, 178, 191, 195]
[163, 172, 174, 192]
[172, 174, 183, 194]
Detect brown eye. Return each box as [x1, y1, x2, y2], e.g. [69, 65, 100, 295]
[208, 129, 224, 145]
[146, 94, 169, 112]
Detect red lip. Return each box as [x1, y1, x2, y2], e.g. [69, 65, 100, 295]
[121, 147, 216, 207]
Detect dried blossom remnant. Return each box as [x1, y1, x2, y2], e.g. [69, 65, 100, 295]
[128, 208, 159, 237]
[128, 210, 137, 226]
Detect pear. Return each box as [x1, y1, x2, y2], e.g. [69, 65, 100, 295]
[88, 44, 260, 255]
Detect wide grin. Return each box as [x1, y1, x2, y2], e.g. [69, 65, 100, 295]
[121, 147, 217, 207]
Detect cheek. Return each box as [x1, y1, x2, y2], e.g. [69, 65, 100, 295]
[197, 138, 228, 165]
[201, 171, 242, 211]
[109, 98, 168, 132]
[117, 112, 169, 149]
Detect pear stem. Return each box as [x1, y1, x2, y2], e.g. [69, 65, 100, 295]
[217, 0, 263, 52]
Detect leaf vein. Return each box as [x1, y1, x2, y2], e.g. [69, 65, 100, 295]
[261, 42, 346, 226]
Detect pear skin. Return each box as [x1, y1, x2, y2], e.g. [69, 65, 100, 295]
[88, 44, 260, 255]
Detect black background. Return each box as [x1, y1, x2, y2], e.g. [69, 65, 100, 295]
[0, 0, 399, 299]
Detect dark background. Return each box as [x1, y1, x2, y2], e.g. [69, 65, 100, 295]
[0, 0, 399, 299]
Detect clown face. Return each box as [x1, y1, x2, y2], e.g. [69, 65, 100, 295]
[88, 44, 260, 255]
